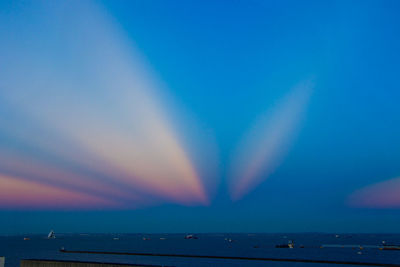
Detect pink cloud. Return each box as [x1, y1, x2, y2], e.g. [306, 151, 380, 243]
[0, 174, 118, 210]
[349, 177, 400, 208]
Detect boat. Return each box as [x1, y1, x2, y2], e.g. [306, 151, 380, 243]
[184, 234, 198, 239]
[47, 230, 56, 239]
[23, 237, 30, 241]
[276, 240, 294, 248]
[382, 245, 400, 250]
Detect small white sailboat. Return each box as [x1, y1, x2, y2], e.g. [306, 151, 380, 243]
[48, 230, 56, 239]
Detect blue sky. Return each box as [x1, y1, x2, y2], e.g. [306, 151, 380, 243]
[0, 0, 400, 234]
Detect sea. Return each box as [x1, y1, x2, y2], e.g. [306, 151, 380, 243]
[1, 233, 400, 267]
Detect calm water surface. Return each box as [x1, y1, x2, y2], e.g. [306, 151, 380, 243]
[0, 233, 400, 267]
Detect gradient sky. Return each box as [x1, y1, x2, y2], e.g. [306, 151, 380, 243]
[1, 0, 400, 234]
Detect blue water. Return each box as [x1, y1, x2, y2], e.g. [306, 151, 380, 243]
[1, 233, 400, 267]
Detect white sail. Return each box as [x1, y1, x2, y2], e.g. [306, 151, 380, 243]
[47, 230, 55, 239]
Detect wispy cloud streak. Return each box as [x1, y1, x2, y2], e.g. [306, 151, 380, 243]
[229, 80, 313, 200]
[0, 1, 211, 209]
[0, 173, 118, 210]
[348, 177, 400, 208]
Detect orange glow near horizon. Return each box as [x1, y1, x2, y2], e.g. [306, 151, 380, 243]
[0, 153, 145, 205]
[69, 122, 208, 205]
[0, 174, 117, 210]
